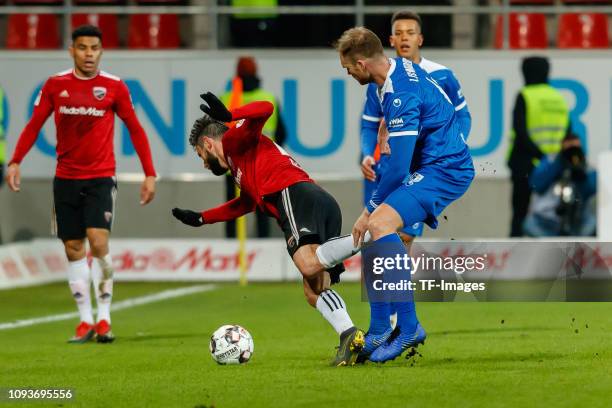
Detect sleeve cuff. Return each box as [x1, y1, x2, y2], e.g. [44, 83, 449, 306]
[366, 200, 378, 214]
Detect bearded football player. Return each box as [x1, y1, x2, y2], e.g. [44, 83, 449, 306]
[172, 92, 366, 366]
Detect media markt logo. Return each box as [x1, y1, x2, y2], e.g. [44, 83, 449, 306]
[59, 106, 106, 117]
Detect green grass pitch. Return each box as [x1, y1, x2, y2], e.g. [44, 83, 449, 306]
[1, 282, 611, 407]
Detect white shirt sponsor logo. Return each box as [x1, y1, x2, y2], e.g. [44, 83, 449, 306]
[389, 117, 404, 128]
[393, 98, 402, 107]
[59, 106, 106, 117]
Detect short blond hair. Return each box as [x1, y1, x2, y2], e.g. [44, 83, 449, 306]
[335, 27, 384, 62]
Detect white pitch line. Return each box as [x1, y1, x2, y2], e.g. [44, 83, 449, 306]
[0, 284, 216, 331]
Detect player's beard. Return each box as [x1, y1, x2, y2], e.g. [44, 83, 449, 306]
[205, 151, 227, 176]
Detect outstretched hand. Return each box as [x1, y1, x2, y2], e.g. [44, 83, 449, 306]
[172, 208, 205, 227]
[200, 92, 232, 123]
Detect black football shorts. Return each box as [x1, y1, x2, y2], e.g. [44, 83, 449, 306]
[52, 177, 117, 240]
[274, 181, 345, 283]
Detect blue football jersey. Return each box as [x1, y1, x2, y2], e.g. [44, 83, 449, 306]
[366, 57, 472, 213]
[360, 57, 471, 160]
[419, 57, 471, 138]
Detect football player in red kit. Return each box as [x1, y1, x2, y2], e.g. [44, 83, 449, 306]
[5, 25, 156, 343]
[172, 92, 365, 366]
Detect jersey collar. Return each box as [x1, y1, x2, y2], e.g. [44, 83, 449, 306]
[377, 58, 396, 102]
[72, 69, 100, 81]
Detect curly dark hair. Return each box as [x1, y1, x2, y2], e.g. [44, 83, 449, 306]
[188, 115, 229, 149]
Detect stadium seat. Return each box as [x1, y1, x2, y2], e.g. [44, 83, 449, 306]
[510, 0, 553, 3]
[6, 14, 61, 49]
[561, 0, 612, 4]
[73, 0, 124, 4]
[127, 14, 181, 49]
[135, 0, 186, 4]
[495, 13, 548, 49]
[11, 0, 63, 4]
[71, 14, 120, 48]
[557, 13, 609, 49]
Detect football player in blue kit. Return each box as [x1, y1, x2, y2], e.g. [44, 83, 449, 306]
[361, 10, 471, 211]
[359, 10, 472, 354]
[337, 27, 475, 362]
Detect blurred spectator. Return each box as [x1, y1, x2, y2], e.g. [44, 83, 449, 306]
[524, 134, 596, 237]
[507, 56, 571, 236]
[221, 56, 287, 238]
[229, 0, 279, 47]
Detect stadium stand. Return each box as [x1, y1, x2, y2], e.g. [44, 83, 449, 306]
[561, 0, 612, 4]
[127, 14, 181, 48]
[557, 13, 610, 48]
[71, 14, 120, 48]
[11, 0, 62, 4]
[494, 13, 548, 49]
[509, 0, 553, 3]
[135, 0, 186, 4]
[73, 0, 126, 5]
[6, 14, 61, 49]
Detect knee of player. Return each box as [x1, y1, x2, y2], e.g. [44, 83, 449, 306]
[367, 216, 393, 239]
[293, 247, 324, 278]
[299, 263, 321, 279]
[297, 255, 324, 278]
[88, 238, 109, 257]
[63, 240, 84, 256]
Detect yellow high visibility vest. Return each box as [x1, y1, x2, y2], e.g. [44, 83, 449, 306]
[508, 84, 569, 163]
[232, 0, 277, 19]
[221, 87, 279, 140]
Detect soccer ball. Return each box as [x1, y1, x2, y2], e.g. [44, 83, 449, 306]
[209, 325, 254, 365]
